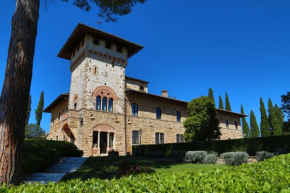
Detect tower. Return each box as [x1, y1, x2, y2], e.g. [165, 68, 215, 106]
[57, 23, 143, 156]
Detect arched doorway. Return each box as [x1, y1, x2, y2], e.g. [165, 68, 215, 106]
[92, 124, 115, 156]
[62, 123, 75, 144]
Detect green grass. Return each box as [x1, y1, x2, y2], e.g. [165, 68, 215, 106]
[62, 156, 227, 181]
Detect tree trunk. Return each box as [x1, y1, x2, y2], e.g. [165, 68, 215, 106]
[0, 0, 39, 186]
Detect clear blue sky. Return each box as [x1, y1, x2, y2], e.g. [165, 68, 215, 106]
[0, 1, 289, 133]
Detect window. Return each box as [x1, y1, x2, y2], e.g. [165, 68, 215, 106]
[108, 98, 113, 112]
[132, 103, 138, 116]
[132, 130, 139, 145]
[235, 121, 238, 129]
[58, 113, 61, 122]
[102, 97, 107, 111]
[93, 38, 99, 45]
[96, 96, 101, 110]
[155, 132, 164, 144]
[225, 119, 229, 129]
[176, 111, 181, 122]
[74, 103, 77, 110]
[140, 86, 144, 91]
[156, 107, 161, 119]
[105, 41, 111, 49]
[155, 133, 159, 144]
[117, 45, 122, 53]
[160, 133, 164, 144]
[176, 134, 184, 143]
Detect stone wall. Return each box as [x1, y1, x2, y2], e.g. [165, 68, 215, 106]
[217, 111, 243, 140]
[126, 93, 188, 122]
[125, 78, 148, 92]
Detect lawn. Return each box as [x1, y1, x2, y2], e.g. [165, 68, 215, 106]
[61, 156, 228, 181]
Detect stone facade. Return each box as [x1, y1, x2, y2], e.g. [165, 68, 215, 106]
[45, 24, 246, 157]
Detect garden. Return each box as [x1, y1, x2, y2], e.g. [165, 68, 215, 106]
[1, 152, 290, 192]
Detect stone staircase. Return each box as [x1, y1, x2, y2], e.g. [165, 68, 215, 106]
[22, 157, 88, 184]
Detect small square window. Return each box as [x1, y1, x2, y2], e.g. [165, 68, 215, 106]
[117, 45, 122, 53]
[140, 86, 144, 91]
[93, 38, 99, 45]
[106, 42, 111, 49]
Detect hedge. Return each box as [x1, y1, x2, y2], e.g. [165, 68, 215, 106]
[133, 135, 290, 156]
[2, 153, 290, 192]
[21, 139, 83, 175]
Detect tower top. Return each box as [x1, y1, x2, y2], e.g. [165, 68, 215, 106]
[58, 23, 144, 60]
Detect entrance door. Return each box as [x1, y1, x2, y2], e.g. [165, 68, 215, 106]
[100, 132, 108, 154]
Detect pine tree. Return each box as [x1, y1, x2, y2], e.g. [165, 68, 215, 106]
[35, 91, 44, 126]
[218, 95, 224, 109]
[241, 105, 250, 138]
[208, 88, 215, 105]
[260, 98, 271, 137]
[25, 95, 31, 125]
[225, 92, 232, 111]
[268, 98, 281, 136]
[274, 104, 284, 134]
[250, 110, 260, 137]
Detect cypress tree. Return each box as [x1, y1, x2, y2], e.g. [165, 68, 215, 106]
[35, 91, 44, 126]
[225, 92, 232, 111]
[241, 105, 250, 138]
[274, 104, 284, 134]
[218, 95, 224, 110]
[25, 95, 31, 125]
[260, 98, 271, 137]
[208, 88, 215, 105]
[250, 110, 260, 138]
[268, 98, 281, 135]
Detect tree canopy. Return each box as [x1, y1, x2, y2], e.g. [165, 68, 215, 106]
[183, 96, 220, 141]
[208, 88, 215, 104]
[241, 105, 250, 138]
[268, 98, 281, 136]
[250, 110, 259, 138]
[218, 95, 224, 110]
[225, 92, 232, 111]
[260, 98, 271, 137]
[281, 92, 290, 122]
[25, 124, 46, 139]
[35, 91, 44, 126]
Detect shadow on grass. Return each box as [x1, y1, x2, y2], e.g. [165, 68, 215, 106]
[61, 156, 184, 181]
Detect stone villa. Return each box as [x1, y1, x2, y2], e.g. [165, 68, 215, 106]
[44, 23, 247, 157]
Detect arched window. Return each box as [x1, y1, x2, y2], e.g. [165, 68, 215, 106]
[225, 119, 229, 129]
[156, 107, 162, 119]
[96, 96, 101, 110]
[235, 121, 238, 129]
[108, 98, 113, 112]
[102, 97, 107, 111]
[132, 103, 138, 116]
[176, 111, 181, 122]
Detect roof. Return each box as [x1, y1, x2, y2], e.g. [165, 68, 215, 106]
[125, 89, 188, 104]
[58, 23, 144, 60]
[125, 76, 149, 84]
[43, 93, 69, 113]
[216, 109, 248, 117]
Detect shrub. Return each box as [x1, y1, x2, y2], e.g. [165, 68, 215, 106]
[184, 151, 207, 163]
[145, 151, 164, 158]
[169, 150, 185, 162]
[204, 152, 217, 164]
[256, 151, 274, 161]
[3, 153, 290, 192]
[126, 166, 155, 176]
[133, 135, 290, 156]
[221, 152, 248, 166]
[21, 139, 83, 175]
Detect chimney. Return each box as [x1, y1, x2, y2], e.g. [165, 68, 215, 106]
[162, 89, 168, 97]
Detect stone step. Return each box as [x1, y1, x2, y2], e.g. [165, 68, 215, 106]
[22, 157, 88, 184]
